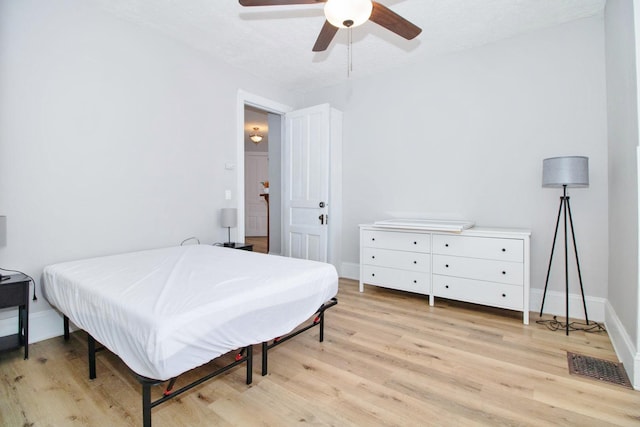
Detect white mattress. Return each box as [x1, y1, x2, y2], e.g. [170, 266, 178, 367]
[42, 245, 338, 381]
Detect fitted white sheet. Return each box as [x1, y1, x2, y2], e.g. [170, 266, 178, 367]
[42, 245, 338, 381]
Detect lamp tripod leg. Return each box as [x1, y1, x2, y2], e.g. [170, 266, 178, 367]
[563, 194, 569, 336]
[566, 197, 589, 325]
[540, 196, 564, 317]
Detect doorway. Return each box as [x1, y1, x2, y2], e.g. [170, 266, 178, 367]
[237, 91, 291, 255]
[243, 105, 278, 254]
[236, 92, 341, 270]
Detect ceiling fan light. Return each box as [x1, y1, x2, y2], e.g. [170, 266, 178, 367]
[324, 0, 373, 29]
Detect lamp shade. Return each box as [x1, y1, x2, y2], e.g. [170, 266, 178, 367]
[220, 208, 237, 228]
[0, 216, 5, 247]
[542, 156, 589, 188]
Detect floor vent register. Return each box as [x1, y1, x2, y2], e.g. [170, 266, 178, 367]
[567, 352, 632, 389]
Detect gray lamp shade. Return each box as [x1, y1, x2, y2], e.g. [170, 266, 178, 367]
[220, 208, 237, 228]
[0, 216, 5, 247]
[542, 156, 589, 188]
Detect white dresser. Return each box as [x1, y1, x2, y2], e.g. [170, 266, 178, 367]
[359, 224, 531, 324]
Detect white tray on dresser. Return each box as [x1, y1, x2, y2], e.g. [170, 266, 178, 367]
[360, 221, 531, 324]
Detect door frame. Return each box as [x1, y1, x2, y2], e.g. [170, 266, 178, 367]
[236, 90, 292, 242]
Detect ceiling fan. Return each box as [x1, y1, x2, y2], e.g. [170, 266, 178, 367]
[238, 0, 422, 52]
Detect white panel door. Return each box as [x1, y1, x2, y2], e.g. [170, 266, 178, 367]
[283, 104, 330, 262]
[245, 152, 268, 237]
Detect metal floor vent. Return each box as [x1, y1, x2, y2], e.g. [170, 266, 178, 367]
[567, 352, 633, 389]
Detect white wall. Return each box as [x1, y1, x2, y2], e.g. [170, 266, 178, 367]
[0, 0, 296, 333]
[304, 16, 609, 315]
[604, 0, 640, 386]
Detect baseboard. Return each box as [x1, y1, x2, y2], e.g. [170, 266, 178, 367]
[605, 300, 638, 389]
[340, 262, 359, 281]
[530, 288, 606, 323]
[341, 261, 605, 321]
[0, 308, 68, 345]
[4, 277, 630, 394]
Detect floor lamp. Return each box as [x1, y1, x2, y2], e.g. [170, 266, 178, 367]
[539, 156, 589, 335]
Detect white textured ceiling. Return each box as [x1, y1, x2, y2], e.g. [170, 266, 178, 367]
[87, 0, 606, 92]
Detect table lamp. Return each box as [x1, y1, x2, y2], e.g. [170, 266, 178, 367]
[220, 208, 237, 247]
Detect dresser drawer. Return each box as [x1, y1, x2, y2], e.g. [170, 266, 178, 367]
[433, 275, 523, 310]
[432, 254, 523, 285]
[361, 265, 430, 295]
[432, 234, 523, 262]
[362, 248, 430, 272]
[362, 230, 430, 253]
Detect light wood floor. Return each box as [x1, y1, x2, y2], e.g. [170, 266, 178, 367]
[2, 279, 639, 426]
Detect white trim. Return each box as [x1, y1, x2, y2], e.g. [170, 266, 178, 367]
[236, 90, 292, 244]
[0, 309, 74, 345]
[606, 299, 638, 389]
[343, 260, 605, 322]
[530, 288, 606, 322]
[341, 261, 360, 281]
[636, 146, 640, 389]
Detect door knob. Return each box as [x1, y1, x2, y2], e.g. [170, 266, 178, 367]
[319, 201, 326, 208]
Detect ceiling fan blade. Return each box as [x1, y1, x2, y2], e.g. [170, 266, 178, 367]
[312, 20, 339, 52]
[239, 0, 325, 6]
[369, 1, 422, 40]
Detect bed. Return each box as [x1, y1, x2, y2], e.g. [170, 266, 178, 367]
[42, 244, 338, 426]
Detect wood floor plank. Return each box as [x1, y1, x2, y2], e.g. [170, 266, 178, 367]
[1, 277, 639, 426]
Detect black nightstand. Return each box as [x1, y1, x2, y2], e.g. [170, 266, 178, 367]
[0, 274, 30, 359]
[214, 242, 254, 251]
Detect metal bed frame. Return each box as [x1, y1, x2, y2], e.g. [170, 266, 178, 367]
[261, 297, 338, 375]
[61, 296, 337, 427]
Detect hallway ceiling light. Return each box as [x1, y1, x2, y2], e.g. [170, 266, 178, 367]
[250, 127, 263, 144]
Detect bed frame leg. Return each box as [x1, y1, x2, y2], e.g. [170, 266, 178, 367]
[261, 342, 268, 376]
[88, 335, 96, 380]
[63, 316, 70, 341]
[319, 313, 325, 342]
[246, 345, 253, 384]
[142, 382, 152, 427]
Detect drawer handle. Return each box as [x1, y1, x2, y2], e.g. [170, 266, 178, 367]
[413, 260, 417, 264]
[413, 280, 417, 284]
[413, 241, 417, 245]
[371, 256, 375, 259]
[372, 238, 375, 241]
[371, 273, 375, 277]
[445, 285, 449, 289]
[502, 271, 506, 275]
[445, 243, 449, 247]
[502, 293, 506, 298]
[501, 248, 506, 252]
[445, 264, 449, 268]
